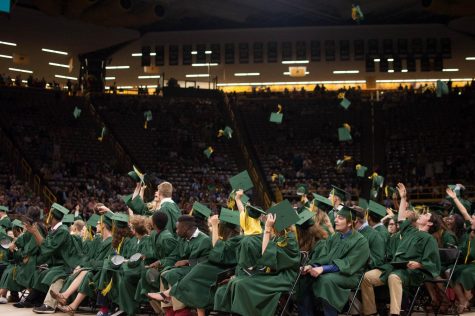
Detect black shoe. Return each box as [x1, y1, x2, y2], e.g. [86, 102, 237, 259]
[33, 304, 56, 314]
[14, 301, 35, 308]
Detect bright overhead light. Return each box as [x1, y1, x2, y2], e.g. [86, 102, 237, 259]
[333, 70, 359, 74]
[49, 62, 69, 68]
[131, 53, 156, 56]
[283, 71, 310, 75]
[117, 86, 133, 89]
[106, 65, 130, 69]
[376, 78, 473, 83]
[401, 69, 408, 73]
[21, 80, 27, 83]
[105, 77, 116, 80]
[234, 73, 260, 76]
[9, 67, 33, 74]
[192, 63, 218, 67]
[0, 41, 17, 46]
[186, 74, 210, 78]
[55, 74, 76, 80]
[42, 48, 68, 55]
[388, 70, 395, 73]
[0, 54, 12, 59]
[138, 75, 161, 79]
[282, 60, 309, 64]
[145, 85, 157, 88]
[217, 80, 366, 87]
[442, 68, 459, 72]
[205, 50, 212, 54]
[465, 57, 475, 60]
[387, 58, 394, 62]
[191, 51, 198, 55]
[374, 59, 380, 62]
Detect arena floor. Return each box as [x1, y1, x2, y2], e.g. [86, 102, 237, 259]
[1, 303, 475, 316]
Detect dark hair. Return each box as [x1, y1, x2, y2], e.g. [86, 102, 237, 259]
[112, 226, 133, 250]
[297, 224, 328, 252]
[26, 206, 42, 223]
[218, 223, 239, 240]
[450, 214, 466, 241]
[152, 211, 168, 230]
[178, 215, 195, 224]
[368, 212, 383, 223]
[194, 216, 210, 236]
[428, 213, 443, 235]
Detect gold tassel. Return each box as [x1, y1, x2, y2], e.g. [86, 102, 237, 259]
[465, 239, 471, 264]
[217, 129, 224, 137]
[117, 237, 125, 255]
[144, 120, 148, 129]
[46, 210, 53, 225]
[101, 279, 113, 296]
[276, 230, 288, 248]
[12, 266, 17, 281]
[277, 104, 282, 113]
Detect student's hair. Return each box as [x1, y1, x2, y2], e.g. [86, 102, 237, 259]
[152, 211, 168, 230]
[130, 215, 149, 236]
[297, 224, 328, 252]
[177, 215, 196, 230]
[157, 182, 173, 198]
[428, 213, 443, 235]
[218, 223, 240, 241]
[73, 220, 85, 232]
[450, 214, 466, 241]
[112, 226, 133, 250]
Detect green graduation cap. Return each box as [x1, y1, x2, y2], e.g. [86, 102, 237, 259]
[203, 146, 214, 159]
[385, 186, 398, 199]
[240, 193, 250, 205]
[267, 200, 300, 232]
[312, 193, 333, 212]
[356, 164, 368, 178]
[372, 175, 384, 187]
[296, 209, 315, 227]
[269, 112, 283, 124]
[73, 106, 81, 119]
[336, 204, 358, 221]
[12, 219, 24, 229]
[127, 165, 145, 183]
[113, 213, 129, 228]
[97, 126, 106, 142]
[122, 194, 133, 205]
[340, 98, 351, 109]
[219, 208, 240, 227]
[103, 211, 115, 228]
[0, 206, 9, 213]
[296, 183, 308, 196]
[229, 170, 254, 191]
[218, 126, 233, 139]
[50, 203, 69, 219]
[358, 198, 369, 209]
[246, 202, 267, 219]
[87, 214, 100, 228]
[62, 214, 75, 226]
[144, 110, 153, 121]
[447, 184, 463, 198]
[192, 201, 212, 219]
[330, 185, 348, 201]
[338, 127, 352, 142]
[368, 200, 387, 217]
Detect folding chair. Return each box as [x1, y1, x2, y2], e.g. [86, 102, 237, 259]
[276, 251, 309, 316]
[407, 246, 460, 316]
[346, 272, 366, 316]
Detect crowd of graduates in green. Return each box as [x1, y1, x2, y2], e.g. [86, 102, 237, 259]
[0, 168, 474, 316]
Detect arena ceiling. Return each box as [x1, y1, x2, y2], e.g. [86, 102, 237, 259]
[14, 0, 475, 32]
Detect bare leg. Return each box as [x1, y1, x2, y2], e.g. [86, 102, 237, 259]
[62, 271, 88, 299]
[197, 308, 206, 316]
[68, 292, 87, 310]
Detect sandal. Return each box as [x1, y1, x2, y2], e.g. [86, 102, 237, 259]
[50, 289, 67, 306]
[457, 302, 470, 314]
[147, 292, 170, 304]
[58, 304, 76, 316]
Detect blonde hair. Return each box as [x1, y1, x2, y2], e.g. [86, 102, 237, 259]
[157, 182, 173, 198]
[130, 215, 149, 236]
[72, 220, 85, 232]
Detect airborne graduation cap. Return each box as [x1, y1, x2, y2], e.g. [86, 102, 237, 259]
[266, 200, 300, 232]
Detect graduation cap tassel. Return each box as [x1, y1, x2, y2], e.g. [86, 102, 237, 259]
[101, 279, 113, 296]
[144, 120, 148, 129]
[277, 104, 283, 113]
[217, 129, 225, 137]
[46, 210, 52, 225]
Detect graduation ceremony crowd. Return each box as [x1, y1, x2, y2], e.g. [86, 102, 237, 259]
[0, 161, 475, 316]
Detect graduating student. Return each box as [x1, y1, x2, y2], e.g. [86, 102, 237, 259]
[299, 205, 370, 316]
[214, 201, 301, 316]
[0, 219, 24, 303]
[27, 203, 82, 314]
[361, 183, 441, 316]
[148, 215, 212, 316]
[0, 205, 11, 230]
[327, 186, 349, 226]
[168, 210, 242, 316]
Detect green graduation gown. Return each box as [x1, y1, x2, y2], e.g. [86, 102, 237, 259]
[305, 230, 370, 312]
[359, 224, 385, 269]
[451, 232, 475, 290]
[214, 232, 300, 316]
[158, 200, 181, 236]
[33, 224, 82, 293]
[134, 230, 177, 301]
[383, 220, 441, 286]
[373, 223, 390, 243]
[170, 235, 243, 309]
[0, 216, 11, 230]
[160, 230, 212, 289]
[14, 227, 47, 289]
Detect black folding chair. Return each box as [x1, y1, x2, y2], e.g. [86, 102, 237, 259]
[407, 247, 460, 316]
[276, 251, 309, 316]
[346, 272, 366, 316]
